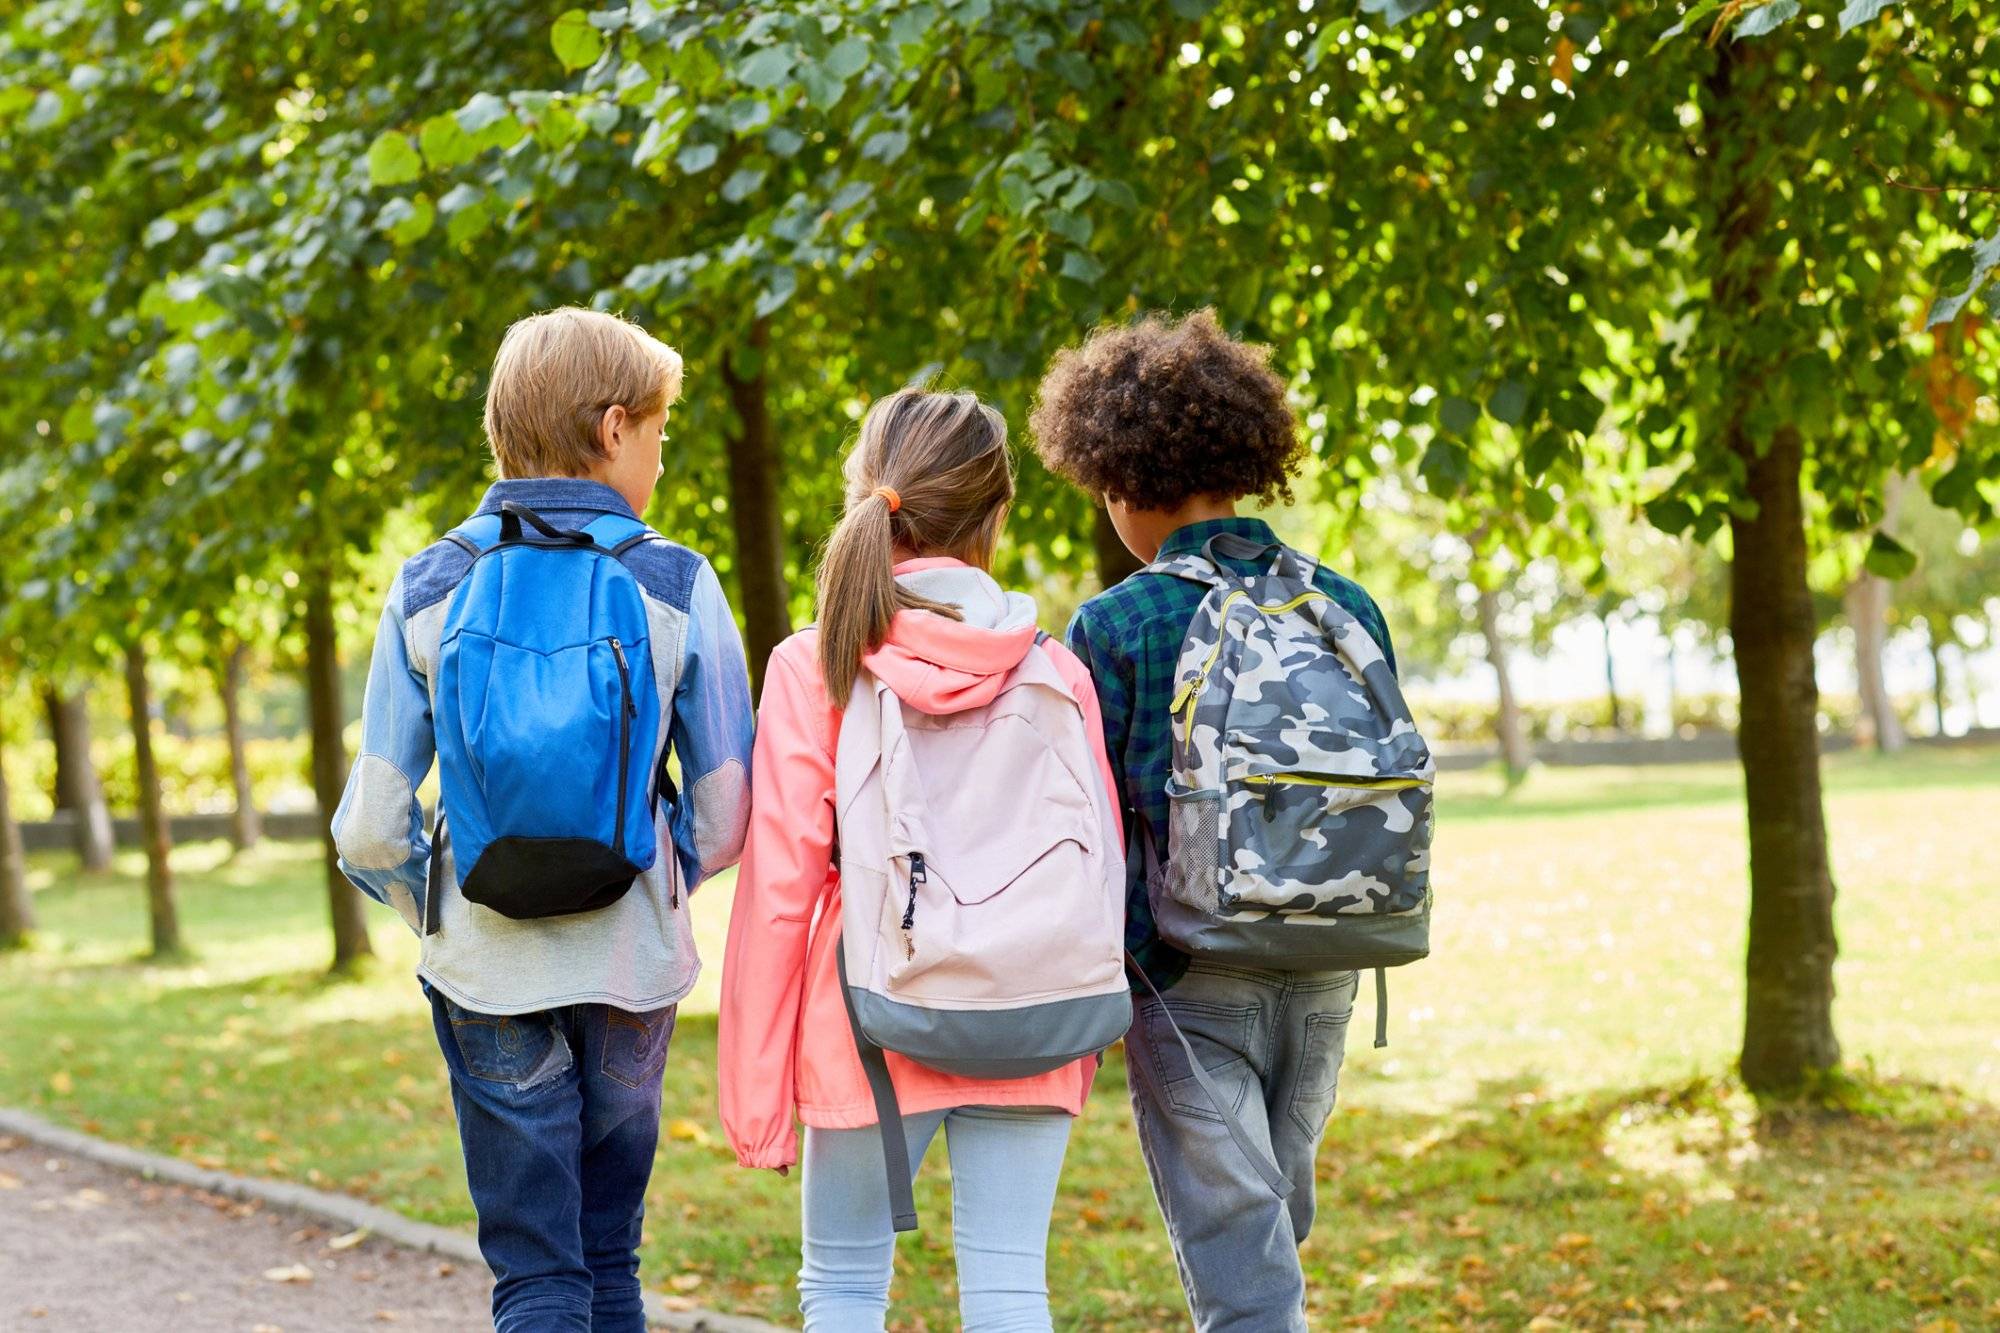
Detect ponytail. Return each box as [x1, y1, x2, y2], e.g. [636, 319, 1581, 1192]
[816, 388, 1014, 700]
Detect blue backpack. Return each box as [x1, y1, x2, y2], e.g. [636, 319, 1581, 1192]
[425, 501, 666, 930]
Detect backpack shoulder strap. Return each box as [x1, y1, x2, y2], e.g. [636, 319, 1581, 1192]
[444, 512, 505, 556]
[837, 946, 920, 1233]
[1125, 948, 1293, 1201]
[1142, 552, 1225, 588]
[580, 512, 654, 556]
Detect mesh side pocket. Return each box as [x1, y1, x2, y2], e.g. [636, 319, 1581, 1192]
[1164, 793, 1223, 916]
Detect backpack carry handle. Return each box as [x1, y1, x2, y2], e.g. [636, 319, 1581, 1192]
[498, 501, 595, 547]
[1200, 531, 1316, 586]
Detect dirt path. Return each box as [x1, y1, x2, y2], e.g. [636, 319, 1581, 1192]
[0, 1135, 494, 1331]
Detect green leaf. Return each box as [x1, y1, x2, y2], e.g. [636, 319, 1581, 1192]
[366, 132, 423, 187]
[1838, 0, 1895, 31]
[1438, 395, 1480, 435]
[1169, 0, 1217, 16]
[721, 166, 767, 203]
[437, 183, 484, 216]
[754, 266, 797, 318]
[800, 65, 845, 110]
[1358, 0, 1442, 27]
[1733, 0, 1800, 38]
[551, 9, 605, 71]
[739, 45, 796, 90]
[1551, 389, 1603, 436]
[1644, 496, 1697, 535]
[1418, 438, 1470, 494]
[377, 194, 435, 245]
[1048, 210, 1093, 246]
[675, 141, 720, 175]
[1522, 488, 1558, 524]
[1655, 0, 1723, 48]
[456, 92, 513, 136]
[420, 114, 474, 167]
[1487, 380, 1528, 427]
[860, 130, 909, 163]
[1864, 531, 1918, 581]
[824, 37, 871, 80]
[1522, 430, 1568, 478]
[766, 126, 805, 157]
[1060, 250, 1104, 284]
[1928, 227, 2000, 328]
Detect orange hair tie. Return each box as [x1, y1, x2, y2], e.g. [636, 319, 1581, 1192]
[873, 485, 902, 514]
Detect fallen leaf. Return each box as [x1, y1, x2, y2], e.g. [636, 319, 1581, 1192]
[263, 1264, 315, 1284]
[666, 1119, 711, 1146]
[48, 1071, 74, 1095]
[669, 1273, 703, 1292]
[0, 1171, 20, 1190]
[329, 1228, 370, 1251]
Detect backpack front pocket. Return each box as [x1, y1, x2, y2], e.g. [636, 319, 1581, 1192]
[883, 830, 1113, 999]
[1220, 772, 1430, 916]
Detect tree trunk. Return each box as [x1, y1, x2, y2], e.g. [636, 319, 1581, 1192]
[1845, 574, 1906, 753]
[1729, 429, 1842, 1094]
[0, 748, 34, 950]
[1707, 42, 1841, 1098]
[305, 571, 373, 971]
[1476, 587, 1532, 781]
[1602, 614, 1623, 735]
[41, 686, 116, 873]
[1928, 624, 1951, 739]
[123, 642, 183, 958]
[1093, 506, 1143, 590]
[219, 644, 262, 852]
[1664, 634, 1682, 736]
[721, 317, 792, 698]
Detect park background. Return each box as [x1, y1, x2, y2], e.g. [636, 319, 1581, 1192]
[2, 1, 1998, 1329]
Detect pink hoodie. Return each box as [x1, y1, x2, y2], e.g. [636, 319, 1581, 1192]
[718, 558, 1122, 1170]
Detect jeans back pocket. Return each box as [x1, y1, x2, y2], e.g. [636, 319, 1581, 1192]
[600, 1005, 676, 1091]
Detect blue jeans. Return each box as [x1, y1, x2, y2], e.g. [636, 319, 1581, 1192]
[425, 984, 674, 1333]
[798, 1105, 1073, 1332]
[1124, 962, 1359, 1333]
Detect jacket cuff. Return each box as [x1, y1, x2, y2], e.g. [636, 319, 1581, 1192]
[734, 1135, 798, 1171]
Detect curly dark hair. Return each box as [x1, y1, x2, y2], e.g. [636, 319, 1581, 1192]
[1029, 309, 1303, 511]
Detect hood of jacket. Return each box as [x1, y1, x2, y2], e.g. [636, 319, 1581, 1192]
[858, 558, 1040, 716]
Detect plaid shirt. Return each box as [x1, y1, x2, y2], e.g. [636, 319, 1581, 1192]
[1065, 517, 1397, 993]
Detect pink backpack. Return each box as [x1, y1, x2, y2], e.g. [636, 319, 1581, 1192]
[834, 633, 1130, 1229]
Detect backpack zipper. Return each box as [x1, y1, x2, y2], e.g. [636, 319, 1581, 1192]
[1242, 771, 1425, 821]
[1176, 589, 1333, 746]
[900, 853, 926, 960]
[609, 637, 636, 862]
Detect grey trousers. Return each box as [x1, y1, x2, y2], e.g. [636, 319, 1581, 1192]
[1125, 961, 1360, 1333]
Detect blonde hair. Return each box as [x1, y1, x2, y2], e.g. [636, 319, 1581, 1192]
[817, 388, 1015, 699]
[483, 308, 684, 478]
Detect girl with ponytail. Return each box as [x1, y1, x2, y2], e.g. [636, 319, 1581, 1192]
[719, 388, 1124, 1331]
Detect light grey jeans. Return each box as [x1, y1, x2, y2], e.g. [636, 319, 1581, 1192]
[1125, 960, 1360, 1333]
[798, 1105, 1073, 1333]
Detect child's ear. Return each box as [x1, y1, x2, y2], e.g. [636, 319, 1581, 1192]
[598, 404, 629, 460]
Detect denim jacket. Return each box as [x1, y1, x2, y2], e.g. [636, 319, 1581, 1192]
[332, 478, 755, 1015]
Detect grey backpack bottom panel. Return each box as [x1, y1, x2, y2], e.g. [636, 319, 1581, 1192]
[1150, 889, 1432, 972]
[848, 988, 1134, 1079]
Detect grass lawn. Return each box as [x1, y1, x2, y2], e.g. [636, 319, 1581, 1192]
[4, 745, 1999, 1330]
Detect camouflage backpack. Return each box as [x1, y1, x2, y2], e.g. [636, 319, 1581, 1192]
[1144, 532, 1434, 1023]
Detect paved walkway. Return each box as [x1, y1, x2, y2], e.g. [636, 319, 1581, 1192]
[0, 1134, 495, 1331]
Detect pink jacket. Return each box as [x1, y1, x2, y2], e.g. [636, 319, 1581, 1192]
[718, 558, 1123, 1171]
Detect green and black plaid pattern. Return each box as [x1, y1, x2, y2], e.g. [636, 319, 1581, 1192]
[1065, 517, 1398, 994]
